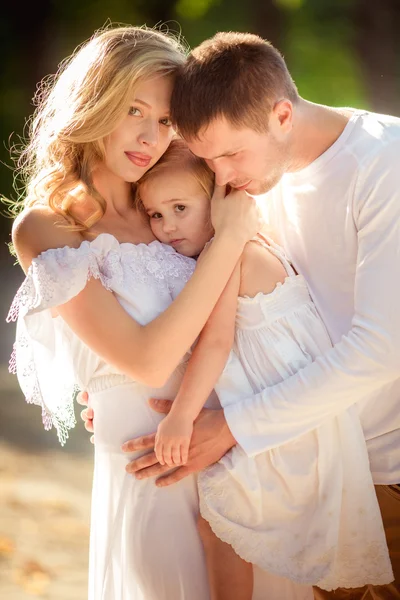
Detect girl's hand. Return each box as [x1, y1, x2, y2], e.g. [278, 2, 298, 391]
[211, 184, 262, 245]
[154, 412, 194, 467]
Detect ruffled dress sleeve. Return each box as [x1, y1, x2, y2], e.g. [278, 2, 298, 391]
[6, 241, 111, 445]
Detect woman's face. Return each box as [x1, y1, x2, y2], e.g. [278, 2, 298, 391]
[103, 76, 175, 183]
[140, 167, 214, 257]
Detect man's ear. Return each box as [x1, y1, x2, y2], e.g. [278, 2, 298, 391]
[271, 99, 293, 135]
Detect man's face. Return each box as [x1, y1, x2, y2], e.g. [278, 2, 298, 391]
[185, 116, 291, 195]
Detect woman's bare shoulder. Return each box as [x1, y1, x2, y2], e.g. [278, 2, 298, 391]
[12, 205, 84, 272]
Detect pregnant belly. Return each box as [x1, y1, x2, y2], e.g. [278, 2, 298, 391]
[88, 368, 185, 453]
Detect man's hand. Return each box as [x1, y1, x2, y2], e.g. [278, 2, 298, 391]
[77, 391, 94, 444]
[123, 398, 236, 486]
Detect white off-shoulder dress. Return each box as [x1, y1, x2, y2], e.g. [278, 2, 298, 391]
[198, 237, 393, 591]
[7, 233, 313, 600]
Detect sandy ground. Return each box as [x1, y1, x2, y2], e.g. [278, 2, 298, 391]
[0, 365, 94, 599]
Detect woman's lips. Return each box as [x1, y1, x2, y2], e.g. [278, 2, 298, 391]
[125, 152, 152, 167]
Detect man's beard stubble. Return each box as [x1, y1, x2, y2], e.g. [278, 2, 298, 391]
[247, 165, 286, 195]
[248, 142, 291, 195]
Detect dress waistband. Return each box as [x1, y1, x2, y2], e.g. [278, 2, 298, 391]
[87, 373, 134, 394]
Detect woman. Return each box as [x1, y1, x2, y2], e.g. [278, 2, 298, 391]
[6, 24, 311, 600]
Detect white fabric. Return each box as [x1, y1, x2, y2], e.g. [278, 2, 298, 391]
[225, 109, 400, 484]
[8, 233, 311, 600]
[198, 237, 393, 589]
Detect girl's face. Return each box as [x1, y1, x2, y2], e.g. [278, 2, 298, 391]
[140, 166, 214, 257]
[103, 76, 175, 183]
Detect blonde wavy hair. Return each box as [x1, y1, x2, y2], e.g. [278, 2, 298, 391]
[11, 25, 188, 229]
[136, 137, 214, 209]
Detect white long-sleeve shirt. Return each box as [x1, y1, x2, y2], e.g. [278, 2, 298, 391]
[224, 109, 400, 484]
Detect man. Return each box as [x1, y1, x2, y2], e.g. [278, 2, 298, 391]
[82, 32, 400, 598]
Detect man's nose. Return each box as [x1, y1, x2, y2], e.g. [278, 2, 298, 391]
[212, 160, 236, 186]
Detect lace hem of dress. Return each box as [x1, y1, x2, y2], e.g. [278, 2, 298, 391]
[8, 341, 79, 446]
[198, 476, 394, 590]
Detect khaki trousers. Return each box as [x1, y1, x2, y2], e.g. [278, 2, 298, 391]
[313, 485, 400, 600]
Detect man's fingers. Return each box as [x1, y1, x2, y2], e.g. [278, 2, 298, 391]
[125, 451, 159, 474]
[148, 398, 173, 414]
[156, 465, 193, 487]
[77, 391, 89, 406]
[181, 443, 189, 465]
[134, 462, 173, 480]
[122, 433, 156, 453]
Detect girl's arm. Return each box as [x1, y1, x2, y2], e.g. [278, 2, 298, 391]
[154, 262, 241, 466]
[12, 188, 259, 389]
[154, 240, 288, 466]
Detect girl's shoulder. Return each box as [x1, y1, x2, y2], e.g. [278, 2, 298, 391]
[12, 205, 84, 273]
[239, 238, 288, 298]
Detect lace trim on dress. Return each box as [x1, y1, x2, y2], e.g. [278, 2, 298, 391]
[198, 472, 394, 590]
[7, 246, 109, 445]
[7, 245, 109, 322]
[119, 241, 195, 296]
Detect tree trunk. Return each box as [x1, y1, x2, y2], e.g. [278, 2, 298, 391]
[352, 0, 400, 115]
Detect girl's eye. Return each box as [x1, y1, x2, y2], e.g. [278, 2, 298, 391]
[159, 117, 172, 127]
[150, 212, 162, 220]
[128, 106, 142, 117]
[175, 205, 186, 213]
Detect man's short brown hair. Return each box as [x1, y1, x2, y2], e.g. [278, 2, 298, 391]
[171, 32, 298, 139]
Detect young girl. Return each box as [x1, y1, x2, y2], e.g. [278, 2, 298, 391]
[135, 138, 393, 598]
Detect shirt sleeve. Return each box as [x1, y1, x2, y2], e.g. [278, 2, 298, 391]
[224, 141, 400, 456]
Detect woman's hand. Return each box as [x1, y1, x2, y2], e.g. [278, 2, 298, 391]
[77, 391, 94, 444]
[211, 184, 262, 246]
[155, 411, 194, 467]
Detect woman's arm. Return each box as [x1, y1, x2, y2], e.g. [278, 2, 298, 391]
[13, 188, 259, 388]
[154, 263, 241, 466]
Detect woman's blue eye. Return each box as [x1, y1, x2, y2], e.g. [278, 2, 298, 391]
[129, 107, 141, 117]
[160, 117, 172, 127]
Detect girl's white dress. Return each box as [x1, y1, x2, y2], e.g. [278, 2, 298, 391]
[198, 237, 393, 591]
[8, 233, 313, 600]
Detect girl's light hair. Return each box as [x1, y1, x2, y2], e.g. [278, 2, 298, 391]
[10, 25, 188, 229]
[136, 137, 214, 209]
